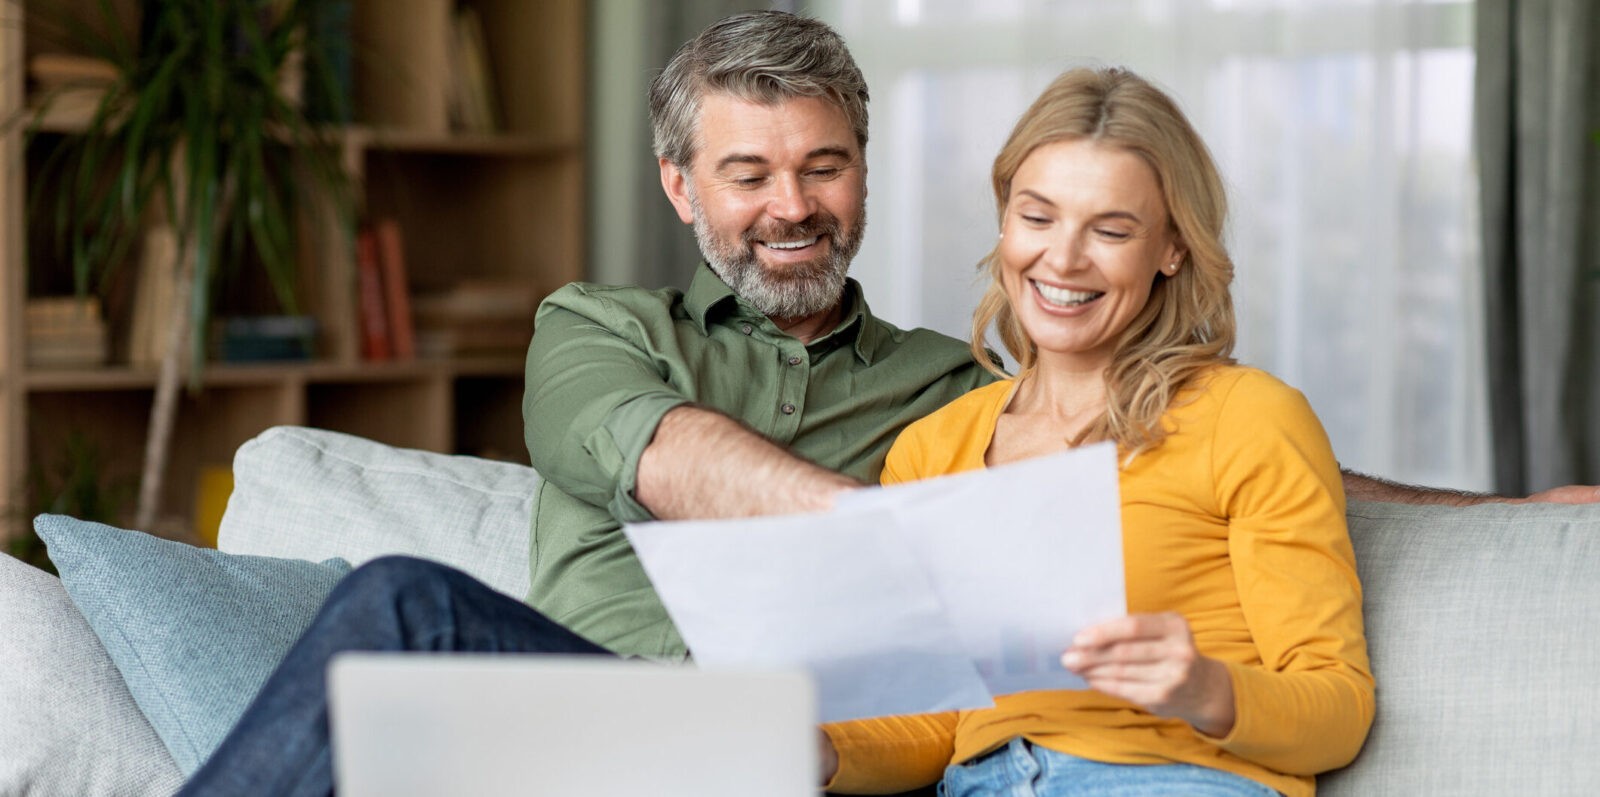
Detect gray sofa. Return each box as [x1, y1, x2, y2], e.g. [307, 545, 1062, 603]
[3, 426, 1597, 795]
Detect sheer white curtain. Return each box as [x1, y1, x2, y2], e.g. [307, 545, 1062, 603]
[813, 0, 1490, 490]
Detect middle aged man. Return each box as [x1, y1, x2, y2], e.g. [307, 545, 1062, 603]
[180, 12, 988, 796]
[180, 11, 1594, 796]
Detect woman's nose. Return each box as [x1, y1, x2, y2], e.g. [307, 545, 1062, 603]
[1041, 230, 1085, 272]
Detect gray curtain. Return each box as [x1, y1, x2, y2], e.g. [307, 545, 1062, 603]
[586, 0, 781, 292]
[1475, 0, 1600, 494]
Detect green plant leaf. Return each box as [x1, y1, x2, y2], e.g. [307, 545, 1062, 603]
[26, 0, 352, 361]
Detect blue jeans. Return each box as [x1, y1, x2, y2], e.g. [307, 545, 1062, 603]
[939, 738, 1281, 797]
[178, 556, 612, 797]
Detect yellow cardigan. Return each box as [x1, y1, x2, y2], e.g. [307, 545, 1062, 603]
[824, 366, 1373, 797]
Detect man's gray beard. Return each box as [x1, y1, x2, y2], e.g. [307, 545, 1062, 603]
[689, 191, 866, 320]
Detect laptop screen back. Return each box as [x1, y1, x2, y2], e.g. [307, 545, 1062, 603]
[329, 653, 816, 797]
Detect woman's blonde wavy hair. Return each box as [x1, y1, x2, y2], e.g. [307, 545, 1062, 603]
[971, 67, 1236, 457]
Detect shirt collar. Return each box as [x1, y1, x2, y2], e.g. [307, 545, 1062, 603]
[683, 263, 885, 365]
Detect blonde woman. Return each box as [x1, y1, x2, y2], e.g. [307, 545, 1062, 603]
[821, 68, 1373, 797]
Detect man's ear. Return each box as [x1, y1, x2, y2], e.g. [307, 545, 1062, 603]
[659, 158, 696, 225]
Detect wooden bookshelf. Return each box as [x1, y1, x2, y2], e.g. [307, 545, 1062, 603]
[0, 0, 585, 541]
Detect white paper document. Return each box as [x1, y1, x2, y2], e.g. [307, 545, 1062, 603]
[624, 443, 1125, 723]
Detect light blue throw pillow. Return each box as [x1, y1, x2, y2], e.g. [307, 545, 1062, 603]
[35, 514, 352, 775]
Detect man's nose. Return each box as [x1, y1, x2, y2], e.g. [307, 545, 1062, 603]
[766, 174, 816, 223]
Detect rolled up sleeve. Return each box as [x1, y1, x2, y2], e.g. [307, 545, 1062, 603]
[524, 288, 691, 524]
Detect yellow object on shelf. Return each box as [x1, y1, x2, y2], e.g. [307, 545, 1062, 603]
[193, 466, 234, 548]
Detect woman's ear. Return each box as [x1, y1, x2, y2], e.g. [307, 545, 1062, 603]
[1164, 233, 1188, 276]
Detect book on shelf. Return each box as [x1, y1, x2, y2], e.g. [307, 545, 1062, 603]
[447, 5, 501, 133]
[26, 53, 119, 128]
[354, 225, 393, 361]
[213, 316, 318, 362]
[353, 218, 417, 361]
[25, 296, 107, 368]
[127, 226, 180, 367]
[374, 219, 416, 359]
[412, 279, 536, 358]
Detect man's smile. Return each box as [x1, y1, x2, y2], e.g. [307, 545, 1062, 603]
[762, 236, 821, 251]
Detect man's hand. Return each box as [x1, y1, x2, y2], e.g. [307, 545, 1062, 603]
[1060, 612, 1235, 738]
[1519, 485, 1600, 504]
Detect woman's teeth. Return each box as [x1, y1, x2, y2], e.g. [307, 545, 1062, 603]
[1033, 280, 1103, 307]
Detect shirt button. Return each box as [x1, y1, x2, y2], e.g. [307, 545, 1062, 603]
[740, 323, 753, 335]
[787, 356, 802, 366]
[780, 403, 797, 415]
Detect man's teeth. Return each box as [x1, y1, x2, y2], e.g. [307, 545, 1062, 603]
[1033, 280, 1102, 307]
[764, 237, 819, 250]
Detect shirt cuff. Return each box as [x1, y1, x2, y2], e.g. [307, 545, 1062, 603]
[585, 391, 692, 523]
[1195, 659, 1256, 751]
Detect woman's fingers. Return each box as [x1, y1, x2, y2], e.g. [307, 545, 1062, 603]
[1061, 639, 1189, 673]
[1058, 612, 1236, 736]
[1071, 612, 1185, 648]
[1062, 612, 1191, 670]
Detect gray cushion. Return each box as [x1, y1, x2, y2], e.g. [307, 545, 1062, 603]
[37, 514, 352, 775]
[0, 552, 184, 796]
[1320, 500, 1600, 796]
[218, 426, 538, 597]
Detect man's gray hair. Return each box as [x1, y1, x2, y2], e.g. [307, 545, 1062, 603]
[649, 11, 869, 167]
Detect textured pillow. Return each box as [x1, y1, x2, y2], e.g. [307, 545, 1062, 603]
[218, 425, 538, 597]
[36, 514, 352, 775]
[0, 553, 185, 796]
[1320, 500, 1600, 796]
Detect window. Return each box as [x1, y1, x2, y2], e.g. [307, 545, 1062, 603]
[815, 0, 1488, 489]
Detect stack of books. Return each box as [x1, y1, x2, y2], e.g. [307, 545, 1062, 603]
[213, 316, 318, 362]
[27, 297, 107, 368]
[413, 280, 536, 358]
[27, 53, 118, 126]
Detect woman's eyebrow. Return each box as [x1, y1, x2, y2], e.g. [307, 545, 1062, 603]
[1014, 190, 1145, 224]
[1015, 188, 1057, 207]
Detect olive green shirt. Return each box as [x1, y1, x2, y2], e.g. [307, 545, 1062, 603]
[522, 264, 995, 661]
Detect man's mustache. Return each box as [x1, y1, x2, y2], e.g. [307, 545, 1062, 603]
[741, 214, 841, 246]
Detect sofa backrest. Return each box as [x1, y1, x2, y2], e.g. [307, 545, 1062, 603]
[219, 428, 1600, 793]
[1320, 499, 1600, 795]
[218, 426, 539, 598]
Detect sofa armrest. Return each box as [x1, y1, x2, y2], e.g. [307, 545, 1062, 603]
[218, 426, 539, 598]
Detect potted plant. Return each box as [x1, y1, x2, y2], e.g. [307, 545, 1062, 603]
[24, 0, 351, 530]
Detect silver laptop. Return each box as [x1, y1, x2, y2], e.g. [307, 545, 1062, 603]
[329, 653, 817, 797]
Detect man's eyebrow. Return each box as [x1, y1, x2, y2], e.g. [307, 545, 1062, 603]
[714, 154, 768, 171]
[807, 146, 854, 161]
[713, 147, 855, 173]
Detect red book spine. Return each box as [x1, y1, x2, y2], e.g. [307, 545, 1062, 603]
[375, 219, 416, 359]
[355, 226, 392, 361]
